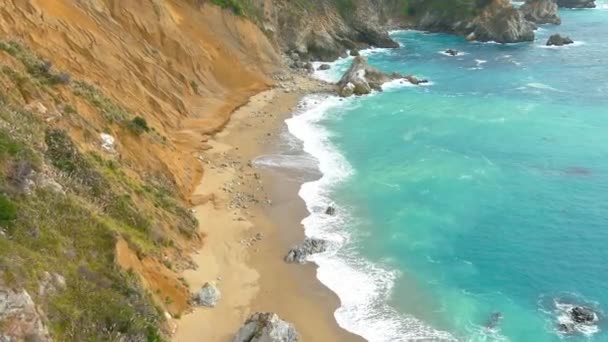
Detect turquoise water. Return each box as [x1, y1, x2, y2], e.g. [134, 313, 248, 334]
[285, 4, 608, 342]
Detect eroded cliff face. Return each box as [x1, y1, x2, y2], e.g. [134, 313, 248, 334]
[0, 0, 280, 198]
[0, 0, 282, 340]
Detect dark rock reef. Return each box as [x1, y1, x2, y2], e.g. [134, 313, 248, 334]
[556, 0, 596, 8]
[234, 312, 299, 342]
[285, 238, 328, 264]
[547, 33, 574, 46]
[520, 0, 561, 25]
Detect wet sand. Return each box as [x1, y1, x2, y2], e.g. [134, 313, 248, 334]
[174, 75, 363, 342]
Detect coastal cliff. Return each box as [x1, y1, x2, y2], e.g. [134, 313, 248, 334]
[0, 0, 541, 341]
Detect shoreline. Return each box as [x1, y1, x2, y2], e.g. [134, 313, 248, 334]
[173, 72, 363, 341]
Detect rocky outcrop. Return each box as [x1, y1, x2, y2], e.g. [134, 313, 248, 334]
[193, 282, 221, 307]
[415, 0, 535, 43]
[253, 0, 406, 61]
[547, 34, 574, 46]
[469, 1, 536, 43]
[285, 238, 328, 264]
[337, 56, 426, 97]
[520, 0, 561, 25]
[556, 0, 596, 8]
[570, 306, 597, 323]
[233, 312, 298, 342]
[325, 206, 336, 215]
[0, 288, 50, 341]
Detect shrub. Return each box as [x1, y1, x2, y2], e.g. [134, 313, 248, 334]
[128, 116, 150, 135]
[0, 194, 17, 224]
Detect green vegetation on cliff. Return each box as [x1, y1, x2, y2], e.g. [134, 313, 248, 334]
[0, 41, 197, 341]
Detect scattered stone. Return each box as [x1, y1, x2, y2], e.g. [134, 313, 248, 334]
[233, 312, 299, 342]
[193, 282, 221, 307]
[546, 34, 574, 46]
[284, 238, 328, 264]
[325, 206, 336, 216]
[318, 64, 331, 71]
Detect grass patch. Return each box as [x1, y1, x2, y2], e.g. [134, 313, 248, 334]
[0, 40, 70, 86]
[0, 194, 17, 225]
[72, 81, 129, 123]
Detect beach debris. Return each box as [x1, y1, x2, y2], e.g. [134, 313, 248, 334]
[325, 206, 336, 216]
[193, 282, 221, 307]
[546, 34, 574, 46]
[233, 312, 299, 342]
[318, 64, 331, 71]
[284, 238, 328, 264]
[445, 49, 459, 56]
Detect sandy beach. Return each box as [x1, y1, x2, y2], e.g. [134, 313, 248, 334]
[173, 72, 363, 342]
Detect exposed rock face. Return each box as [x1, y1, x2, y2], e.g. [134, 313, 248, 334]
[254, 1, 404, 61]
[194, 282, 221, 307]
[337, 56, 400, 97]
[547, 33, 574, 46]
[416, 0, 535, 43]
[470, 1, 536, 43]
[520, 0, 561, 25]
[0, 288, 50, 342]
[285, 238, 328, 264]
[234, 312, 299, 342]
[556, 0, 596, 8]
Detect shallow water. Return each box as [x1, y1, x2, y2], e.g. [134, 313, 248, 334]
[286, 4, 608, 342]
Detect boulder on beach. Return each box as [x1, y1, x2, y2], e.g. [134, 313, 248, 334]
[556, 0, 596, 8]
[546, 34, 574, 46]
[233, 312, 299, 342]
[284, 238, 328, 264]
[193, 282, 221, 307]
[350, 49, 360, 57]
[318, 64, 331, 71]
[325, 206, 336, 215]
[520, 0, 561, 25]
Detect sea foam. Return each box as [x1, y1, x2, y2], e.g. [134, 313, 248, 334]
[284, 94, 456, 341]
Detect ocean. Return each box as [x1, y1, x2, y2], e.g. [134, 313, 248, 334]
[264, 3, 608, 341]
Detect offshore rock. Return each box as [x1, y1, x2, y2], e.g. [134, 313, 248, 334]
[556, 0, 596, 8]
[546, 34, 574, 46]
[338, 56, 403, 97]
[520, 0, 561, 25]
